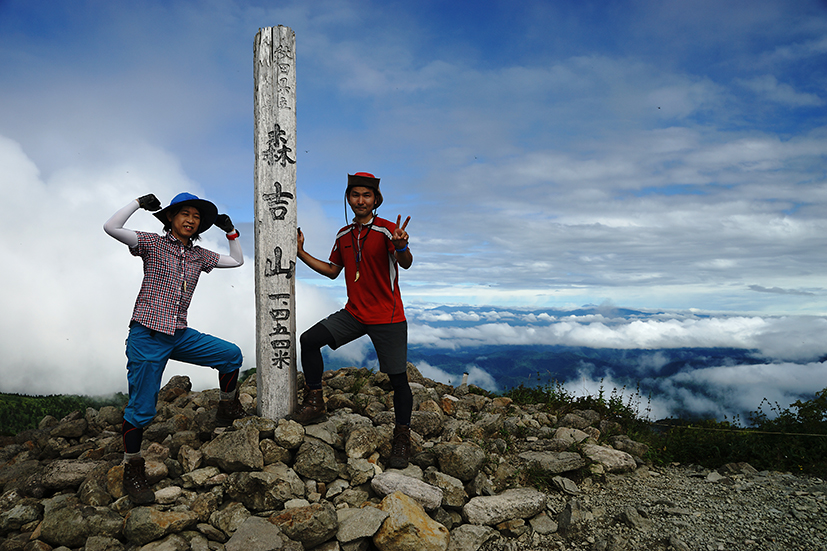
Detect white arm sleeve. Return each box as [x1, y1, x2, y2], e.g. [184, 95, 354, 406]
[103, 200, 140, 248]
[217, 235, 244, 268]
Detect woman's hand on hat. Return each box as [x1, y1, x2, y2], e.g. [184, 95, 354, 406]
[214, 214, 235, 233]
[137, 194, 161, 211]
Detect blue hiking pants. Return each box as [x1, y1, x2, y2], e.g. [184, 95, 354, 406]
[124, 322, 243, 428]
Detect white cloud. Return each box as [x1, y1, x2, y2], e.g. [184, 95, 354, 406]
[736, 75, 824, 106]
[408, 313, 827, 361]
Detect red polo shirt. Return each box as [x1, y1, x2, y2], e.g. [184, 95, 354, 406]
[329, 216, 406, 325]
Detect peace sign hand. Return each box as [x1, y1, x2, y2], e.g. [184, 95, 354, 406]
[392, 215, 411, 251]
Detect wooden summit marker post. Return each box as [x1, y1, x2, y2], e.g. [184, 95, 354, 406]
[254, 26, 297, 420]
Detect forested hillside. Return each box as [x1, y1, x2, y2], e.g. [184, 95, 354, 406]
[0, 393, 128, 436]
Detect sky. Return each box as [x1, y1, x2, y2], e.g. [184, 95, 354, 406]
[1, 0, 826, 419]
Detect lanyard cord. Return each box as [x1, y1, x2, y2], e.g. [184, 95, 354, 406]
[350, 220, 374, 271]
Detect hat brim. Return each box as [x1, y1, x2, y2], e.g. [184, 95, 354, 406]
[346, 173, 383, 208]
[154, 199, 218, 234]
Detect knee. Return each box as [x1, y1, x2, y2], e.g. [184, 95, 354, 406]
[300, 329, 322, 350]
[216, 342, 243, 370]
[228, 343, 243, 367]
[124, 402, 157, 428]
[388, 372, 410, 393]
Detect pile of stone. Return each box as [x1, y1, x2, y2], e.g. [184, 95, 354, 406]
[0, 363, 757, 551]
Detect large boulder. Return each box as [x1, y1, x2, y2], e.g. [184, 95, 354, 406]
[201, 427, 264, 472]
[374, 491, 450, 551]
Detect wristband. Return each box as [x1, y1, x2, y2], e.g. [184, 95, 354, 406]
[395, 244, 408, 253]
[226, 229, 240, 241]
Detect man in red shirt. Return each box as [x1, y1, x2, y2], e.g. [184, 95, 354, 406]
[295, 172, 414, 468]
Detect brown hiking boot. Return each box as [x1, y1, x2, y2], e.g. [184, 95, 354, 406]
[123, 458, 155, 504]
[289, 387, 326, 425]
[388, 424, 411, 469]
[216, 395, 248, 426]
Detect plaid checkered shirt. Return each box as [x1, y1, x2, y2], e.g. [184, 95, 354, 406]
[129, 231, 220, 335]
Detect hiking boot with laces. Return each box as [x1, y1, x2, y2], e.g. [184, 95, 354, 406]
[216, 395, 249, 426]
[123, 457, 155, 504]
[289, 387, 327, 425]
[388, 424, 411, 469]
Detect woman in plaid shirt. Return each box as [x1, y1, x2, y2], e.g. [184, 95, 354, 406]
[104, 192, 246, 504]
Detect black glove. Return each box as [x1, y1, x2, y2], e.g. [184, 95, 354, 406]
[214, 214, 235, 233]
[137, 194, 161, 211]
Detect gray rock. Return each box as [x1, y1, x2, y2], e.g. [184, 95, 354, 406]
[617, 505, 653, 531]
[410, 410, 444, 438]
[557, 413, 591, 430]
[462, 488, 546, 526]
[38, 459, 105, 490]
[557, 498, 587, 535]
[261, 438, 292, 465]
[345, 425, 380, 459]
[467, 472, 495, 497]
[224, 516, 303, 551]
[336, 506, 389, 543]
[447, 523, 498, 551]
[39, 497, 123, 547]
[581, 444, 635, 473]
[518, 451, 586, 474]
[553, 427, 591, 445]
[201, 426, 264, 472]
[528, 512, 558, 535]
[472, 413, 503, 437]
[269, 501, 339, 548]
[293, 439, 340, 483]
[225, 462, 305, 511]
[371, 471, 443, 511]
[178, 444, 204, 473]
[274, 419, 306, 450]
[124, 506, 198, 546]
[233, 416, 277, 440]
[0, 500, 43, 533]
[346, 457, 376, 486]
[181, 466, 221, 488]
[140, 533, 190, 551]
[78, 462, 116, 506]
[551, 475, 579, 495]
[609, 435, 650, 458]
[424, 469, 468, 509]
[84, 535, 125, 551]
[304, 423, 339, 447]
[432, 442, 486, 482]
[50, 418, 88, 439]
[209, 501, 251, 537]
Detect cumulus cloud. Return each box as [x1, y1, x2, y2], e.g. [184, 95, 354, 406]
[0, 134, 351, 395]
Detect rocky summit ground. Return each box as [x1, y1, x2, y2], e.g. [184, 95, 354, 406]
[0, 363, 825, 551]
[483, 464, 827, 551]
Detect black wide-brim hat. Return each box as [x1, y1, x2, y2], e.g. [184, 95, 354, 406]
[346, 172, 383, 208]
[154, 192, 219, 234]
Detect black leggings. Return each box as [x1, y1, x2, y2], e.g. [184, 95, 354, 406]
[299, 322, 336, 389]
[299, 322, 413, 425]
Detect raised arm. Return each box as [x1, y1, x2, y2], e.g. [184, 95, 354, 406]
[297, 227, 343, 279]
[103, 194, 161, 247]
[214, 214, 244, 268]
[392, 215, 413, 270]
